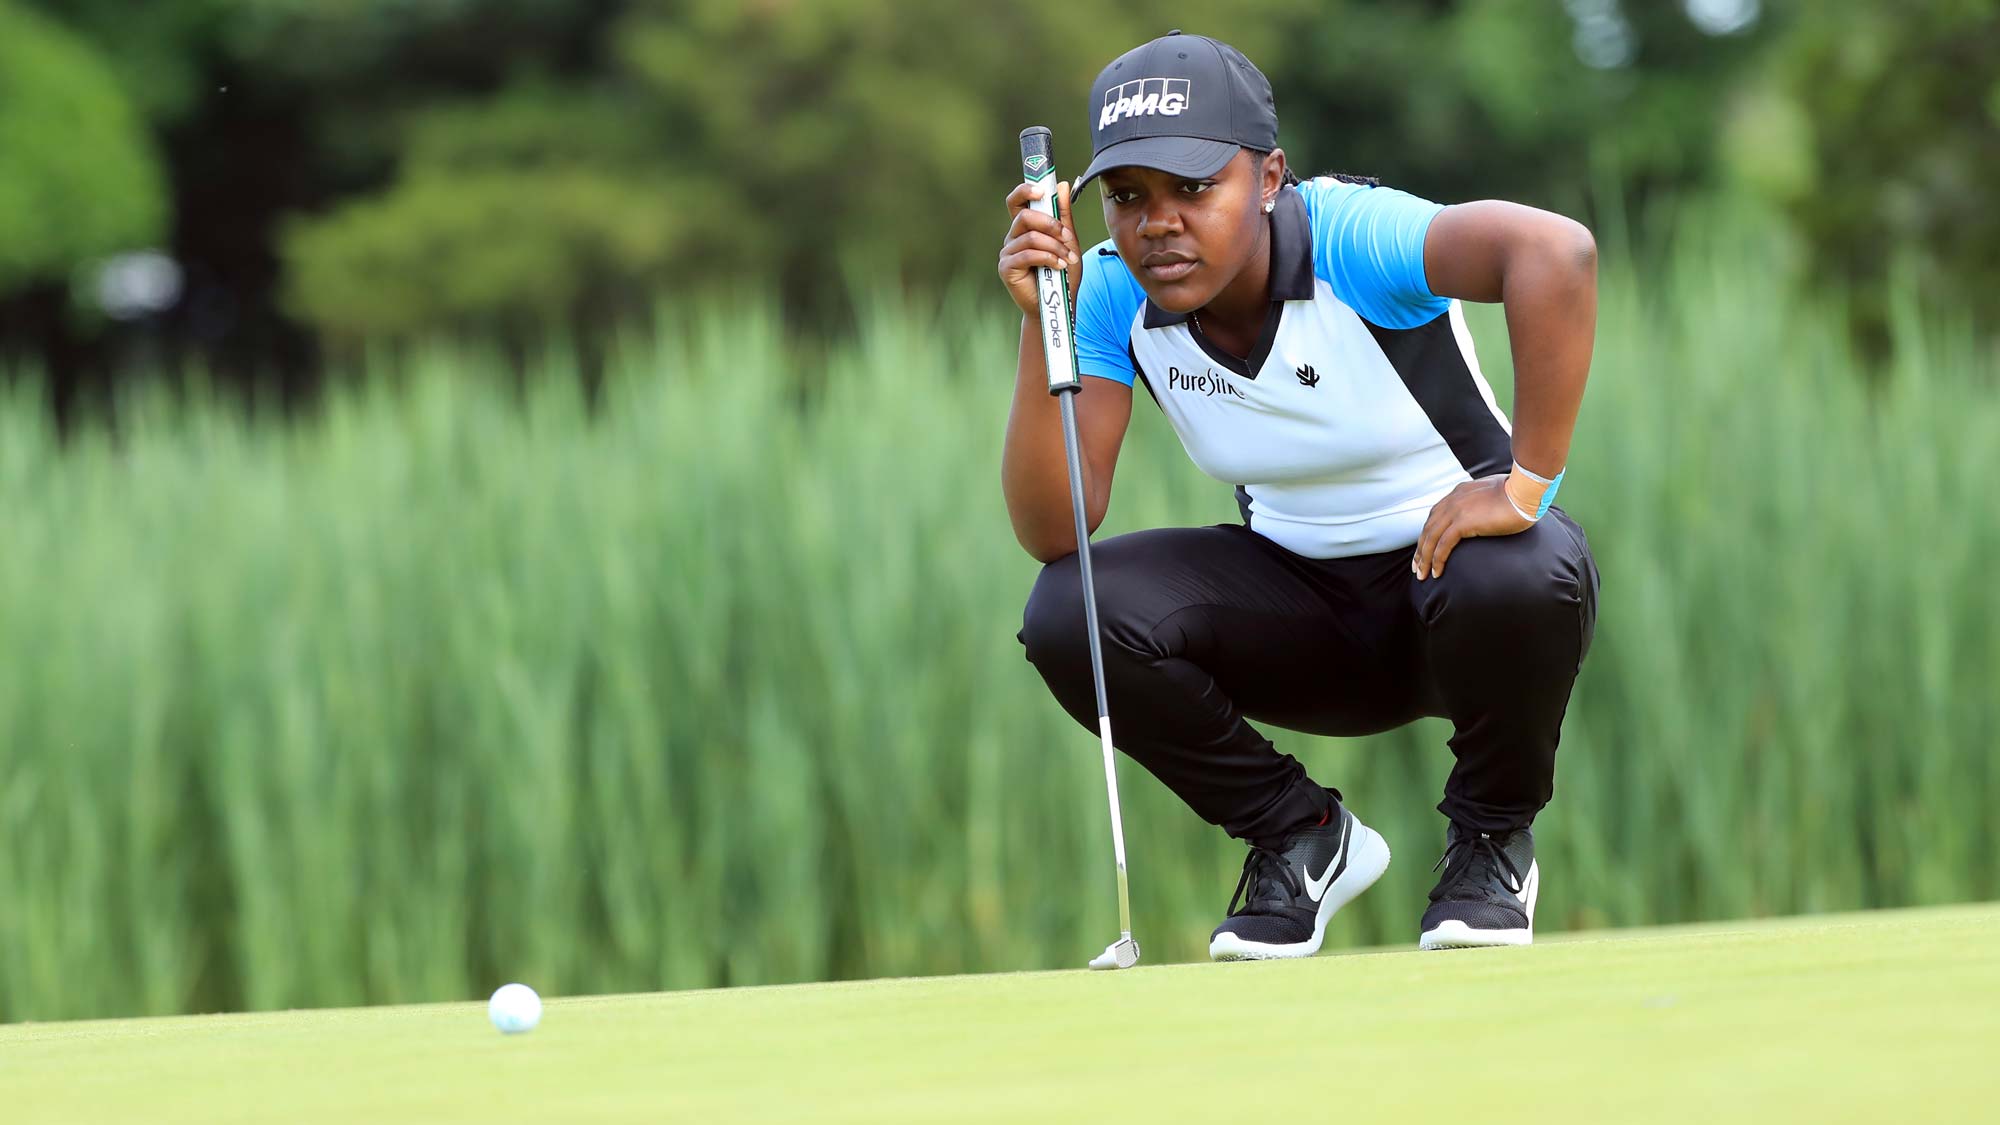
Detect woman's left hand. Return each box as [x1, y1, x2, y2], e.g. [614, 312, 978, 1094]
[1412, 476, 1535, 581]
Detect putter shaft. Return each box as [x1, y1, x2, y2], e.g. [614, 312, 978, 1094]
[1059, 386, 1136, 949]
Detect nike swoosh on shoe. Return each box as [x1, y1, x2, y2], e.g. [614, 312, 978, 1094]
[1301, 812, 1352, 900]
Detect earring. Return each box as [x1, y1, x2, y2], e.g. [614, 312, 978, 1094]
[1264, 199, 1275, 213]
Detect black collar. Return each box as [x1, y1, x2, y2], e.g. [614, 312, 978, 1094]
[1141, 183, 1314, 330]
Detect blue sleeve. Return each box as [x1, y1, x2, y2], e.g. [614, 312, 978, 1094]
[1072, 241, 1145, 386]
[1302, 177, 1450, 329]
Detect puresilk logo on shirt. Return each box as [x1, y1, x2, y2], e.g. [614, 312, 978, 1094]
[1166, 365, 1246, 400]
[1099, 79, 1192, 129]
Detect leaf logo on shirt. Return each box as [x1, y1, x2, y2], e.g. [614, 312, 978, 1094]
[1296, 363, 1320, 388]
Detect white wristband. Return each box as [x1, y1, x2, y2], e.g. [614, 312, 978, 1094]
[1504, 461, 1565, 522]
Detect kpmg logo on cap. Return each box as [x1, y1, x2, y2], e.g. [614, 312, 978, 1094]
[1099, 78, 1192, 130]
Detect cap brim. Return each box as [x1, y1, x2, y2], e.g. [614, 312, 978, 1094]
[1076, 136, 1238, 190]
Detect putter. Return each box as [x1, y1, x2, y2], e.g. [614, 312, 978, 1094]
[1019, 126, 1140, 972]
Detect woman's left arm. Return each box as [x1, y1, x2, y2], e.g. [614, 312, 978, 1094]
[1410, 201, 1597, 580]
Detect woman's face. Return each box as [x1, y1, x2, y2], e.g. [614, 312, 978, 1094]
[1098, 148, 1282, 313]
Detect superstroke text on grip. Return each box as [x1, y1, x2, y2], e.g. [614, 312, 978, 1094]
[1018, 126, 1079, 395]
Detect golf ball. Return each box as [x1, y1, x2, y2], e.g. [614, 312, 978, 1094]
[488, 983, 542, 1034]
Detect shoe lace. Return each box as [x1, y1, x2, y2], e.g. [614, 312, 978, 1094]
[1226, 845, 1303, 917]
[1430, 829, 1524, 902]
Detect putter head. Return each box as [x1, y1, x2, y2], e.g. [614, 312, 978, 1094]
[1088, 936, 1141, 970]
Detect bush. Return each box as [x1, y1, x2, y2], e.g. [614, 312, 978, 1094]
[1, 228, 1994, 1021]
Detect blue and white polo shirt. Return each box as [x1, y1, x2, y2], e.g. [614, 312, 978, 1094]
[1073, 176, 1513, 560]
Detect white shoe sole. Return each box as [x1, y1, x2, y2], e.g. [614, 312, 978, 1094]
[1209, 818, 1392, 962]
[1419, 860, 1539, 950]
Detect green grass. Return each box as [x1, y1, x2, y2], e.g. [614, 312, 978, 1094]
[1, 218, 1996, 1022]
[2, 902, 1994, 1123]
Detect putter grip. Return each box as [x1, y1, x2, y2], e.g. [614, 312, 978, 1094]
[1019, 126, 1080, 395]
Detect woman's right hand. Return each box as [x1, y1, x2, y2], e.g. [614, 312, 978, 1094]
[999, 176, 1084, 318]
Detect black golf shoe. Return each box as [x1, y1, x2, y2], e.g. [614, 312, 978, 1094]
[1208, 801, 1391, 961]
[1418, 821, 1540, 950]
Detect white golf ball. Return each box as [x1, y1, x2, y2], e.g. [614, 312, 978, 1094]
[488, 983, 542, 1034]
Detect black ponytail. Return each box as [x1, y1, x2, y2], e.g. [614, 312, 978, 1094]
[1252, 148, 1381, 189]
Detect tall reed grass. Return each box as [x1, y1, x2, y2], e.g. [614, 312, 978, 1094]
[0, 228, 1993, 1021]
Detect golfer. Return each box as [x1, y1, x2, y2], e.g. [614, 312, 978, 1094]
[998, 31, 1602, 957]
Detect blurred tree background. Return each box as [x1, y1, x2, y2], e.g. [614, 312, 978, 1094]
[3, 0, 1995, 408]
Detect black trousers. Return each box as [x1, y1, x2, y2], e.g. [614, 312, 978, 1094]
[1017, 507, 1601, 848]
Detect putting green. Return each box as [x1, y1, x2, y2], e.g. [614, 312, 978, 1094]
[4, 903, 1995, 1123]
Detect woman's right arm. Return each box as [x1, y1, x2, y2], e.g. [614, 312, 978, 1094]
[998, 178, 1134, 564]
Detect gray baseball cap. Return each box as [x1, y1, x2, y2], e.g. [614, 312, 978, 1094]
[1076, 30, 1279, 190]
